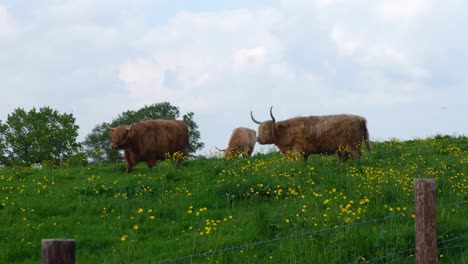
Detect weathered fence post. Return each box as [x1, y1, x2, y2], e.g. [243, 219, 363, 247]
[42, 239, 75, 264]
[414, 178, 437, 264]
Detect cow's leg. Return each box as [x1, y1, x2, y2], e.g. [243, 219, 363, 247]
[336, 153, 342, 163]
[351, 142, 363, 160]
[336, 151, 349, 163]
[352, 147, 363, 160]
[125, 152, 137, 173]
[245, 148, 253, 158]
[147, 160, 156, 169]
[174, 156, 182, 168]
[125, 159, 134, 173]
[240, 147, 249, 158]
[291, 148, 307, 161]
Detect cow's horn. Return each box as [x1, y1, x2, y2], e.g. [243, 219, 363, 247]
[250, 111, 262, 124]
[269, 106, 276, 123]
[106, 124, 115, 130]
[215, 147, 226, 151]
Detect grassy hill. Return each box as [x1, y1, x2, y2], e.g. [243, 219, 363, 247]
[1, 135, 467, 263]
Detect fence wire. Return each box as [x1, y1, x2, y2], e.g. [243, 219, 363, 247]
[361, 232, 468, 263]
[154, 201, 467, 264]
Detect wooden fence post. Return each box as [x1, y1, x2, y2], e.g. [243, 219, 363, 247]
[42, 239, 75, 264]
[414, 178, 437, 264]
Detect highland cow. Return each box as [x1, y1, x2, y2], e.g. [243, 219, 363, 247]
[108, 119, 191, 173]
[250, 107, 371, 162]
[216, 127, 256, 158]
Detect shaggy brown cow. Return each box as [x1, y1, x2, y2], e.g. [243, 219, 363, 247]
[216, 127, 256, 158]
[108, 119, 191, 173]
[250, 107, 371, 162]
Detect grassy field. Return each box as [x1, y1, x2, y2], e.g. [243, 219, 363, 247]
[1, 135, 467, 263]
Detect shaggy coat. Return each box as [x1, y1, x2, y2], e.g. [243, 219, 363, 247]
[217, 127, 256, 158]
[108, 120, 190, 173]
[251, 108, 371, 162]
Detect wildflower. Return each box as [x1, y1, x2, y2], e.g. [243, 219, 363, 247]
[137, 208, 144, 214]
[133, 225, 139, 230]
[121, 235, 128, 241]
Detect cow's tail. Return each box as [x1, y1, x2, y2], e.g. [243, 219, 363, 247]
[363, 120, 371, 151]
[186, 143, 196, 154]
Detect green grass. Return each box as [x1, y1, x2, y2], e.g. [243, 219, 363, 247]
[1, 135, 467, 263]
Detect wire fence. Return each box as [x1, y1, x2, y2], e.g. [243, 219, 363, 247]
[363, 233, 468, 264]
[153, 201, 467, 264]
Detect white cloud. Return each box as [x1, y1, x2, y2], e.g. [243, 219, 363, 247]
[315, 0, 350, 8]
[330, 25, 429, 80]
[0, 5, 14, 36]
[330, 26, 360, 55]
[119, 9, 284, 111]
[270, 63, 296, 80]
[376, 0, 431, 24]
[47, 0, 96, 18]
[71, 24, 121, 45]
[357, 44, 430, 79]
[119, 55, 220, 110]
[232, 47, 269, 73]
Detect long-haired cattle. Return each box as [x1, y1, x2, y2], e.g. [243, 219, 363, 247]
[216, 127, 256, 158]
[250, 107, 371, 162]
[108, 119, 191, 173]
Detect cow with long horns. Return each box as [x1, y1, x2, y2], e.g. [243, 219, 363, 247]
[216, 127, 256, 158]
[107, 119, 191, 173]
[250, 107, 371, 162]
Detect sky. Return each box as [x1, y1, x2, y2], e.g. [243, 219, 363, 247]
[0, 0, 467, 155]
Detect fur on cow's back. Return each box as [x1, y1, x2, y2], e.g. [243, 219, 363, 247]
[228, 127, 256, 148]
[303, 114, 365, 137]
[273, 114, 367, 154]
[128, 120, 190, 158]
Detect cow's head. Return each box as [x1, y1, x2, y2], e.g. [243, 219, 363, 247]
[107, 124, 132, 149]
[250, 106, 277, 145]
[216, 147, 241, 159]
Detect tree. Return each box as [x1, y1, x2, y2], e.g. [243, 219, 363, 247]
[0, 107, 81, 166]
[0, 121, 7, 165]
[83, 102, 204, 163]
[182, 112, 204, 151]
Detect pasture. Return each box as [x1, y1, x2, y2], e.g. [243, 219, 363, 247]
[1, 135, 467, 263]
